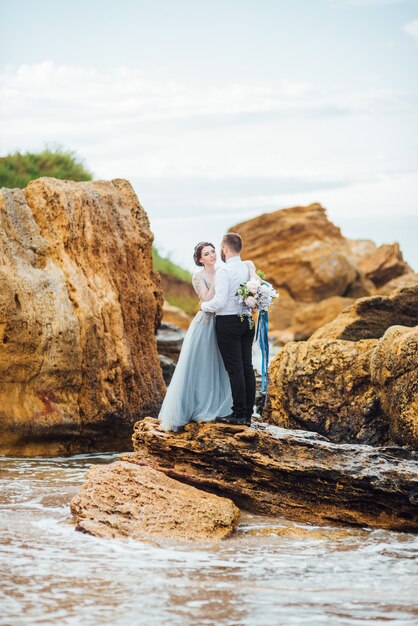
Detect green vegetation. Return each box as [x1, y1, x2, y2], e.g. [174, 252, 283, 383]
[0, 147, 93, 188]
[152, 247, 197, 315]
[256, 269, 266, 280]
[164, 291, 198, 316]
[152, 246, 192, 282]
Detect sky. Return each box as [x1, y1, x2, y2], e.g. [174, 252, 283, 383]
[1, 0, 417, 271]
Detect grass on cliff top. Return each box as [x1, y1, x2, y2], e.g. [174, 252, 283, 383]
[152, 246, 192, 282]
[0, 147, 93, 188]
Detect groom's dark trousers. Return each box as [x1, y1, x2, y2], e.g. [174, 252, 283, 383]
[215, 315, 256, 419]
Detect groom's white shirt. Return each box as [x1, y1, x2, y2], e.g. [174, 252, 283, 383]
[201, 255, 250, 315]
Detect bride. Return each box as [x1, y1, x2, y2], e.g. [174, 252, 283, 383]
[159, 241, 258, 431]
[159, 241, 232, 431]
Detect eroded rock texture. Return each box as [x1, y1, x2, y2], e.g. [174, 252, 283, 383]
[265, 338, 386, 445]
[70, 461, 240, 541]
[0, 177, 164, 455]
[311, 286, 418, 341]
[128, 418, 418, 533]
[371, 325, 418, 450]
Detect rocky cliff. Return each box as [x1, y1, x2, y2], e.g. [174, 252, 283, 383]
[231, 203, 413, 342]
[266, 286, 418, 450]
[0, 177, 165, 455]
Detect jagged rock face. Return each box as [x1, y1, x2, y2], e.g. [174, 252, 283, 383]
[0, 177, 164, 455]
[311, 286, 418, 342]
[232, 203, 358, 303]
[357, 243, 412, 288]
[371, 325, 418, 450]
[230, 204, 413, 342]
[129, 418, 418, 533]
[70, 461, 240, 541]
[265, 338, 387, 445]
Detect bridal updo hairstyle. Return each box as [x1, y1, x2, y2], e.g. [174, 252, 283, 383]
[222, 232, 242, 253]
[193, 241, 215, 267]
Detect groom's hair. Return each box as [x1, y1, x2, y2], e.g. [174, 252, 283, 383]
[222, 233, 242, 254]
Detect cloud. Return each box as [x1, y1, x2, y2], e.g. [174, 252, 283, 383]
[0, 61, 416, 272]
[0, 61, 412, 181]
[404, 19, 418, 39]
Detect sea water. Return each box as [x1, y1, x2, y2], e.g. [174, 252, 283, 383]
[1, 453, 417, 626]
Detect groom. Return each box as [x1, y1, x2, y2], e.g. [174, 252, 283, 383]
[201, 233, 255, 426]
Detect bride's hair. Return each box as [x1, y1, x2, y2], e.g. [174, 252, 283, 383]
[193, 241, 214, 267]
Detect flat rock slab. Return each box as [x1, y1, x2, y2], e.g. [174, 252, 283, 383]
[127, 418, 418, 533]
[70, 461, 240, 541]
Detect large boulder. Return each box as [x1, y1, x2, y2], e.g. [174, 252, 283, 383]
[70, 461, 240, 541]
[230, 203, 380, 341]
[230, 205, 414, 343]
[371, 325, 418, 450]
[265, 338, 387, 445]
[127, 418, 418, 533]
[311, 286, 418, 341]
[232, 203, 358, 303]
[0, 177, 165, 455]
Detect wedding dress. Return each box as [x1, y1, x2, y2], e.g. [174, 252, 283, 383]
[158, 271, 232, 431]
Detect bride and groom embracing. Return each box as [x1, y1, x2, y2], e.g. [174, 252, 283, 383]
[159, 232, 260, 432]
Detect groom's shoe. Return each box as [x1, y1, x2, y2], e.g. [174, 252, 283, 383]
[215, 413, 249, 426]
[215, 413, 239, 424]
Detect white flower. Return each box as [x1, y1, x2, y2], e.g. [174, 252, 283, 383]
[244, 295, 257, 308]
[260, 283, 278, 298]
[246, 279, 260, 294]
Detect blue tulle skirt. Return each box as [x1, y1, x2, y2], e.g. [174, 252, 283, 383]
[158, 311, 232, 431]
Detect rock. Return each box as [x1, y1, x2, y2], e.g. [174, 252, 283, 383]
[159, 354, 176, 385]
[70, 460, 240, 541]
[265, 338, 387, 445]
[162, 301, 192, 331]
[371, 325, 418, 450]
[346, 238, 378, 264]
[292, 296, 354, 341]
[311, 286, 418, 341]
[357, 243, 412, 288]
[0, 178, 165, 456]
[156, 323, 185, 362]
[267, 288, 298, 332]
[232, 203, 358, 303]
[230, 203, 382, 341]
[343, 272, 376, 299]
[159, 273, 197, 318]
[377, 272, 418, 296]
[270, 328, 296, 346]
[127, 418, 418, 533]
[231, 206, 413, 343]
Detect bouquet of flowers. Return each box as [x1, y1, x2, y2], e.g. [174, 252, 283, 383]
[235, 271, 279, 392]
[235, 271, 278, 329]
[236, 270, 278, 395]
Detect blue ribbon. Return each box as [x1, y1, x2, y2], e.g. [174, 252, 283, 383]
[256, 309, 269, 394]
